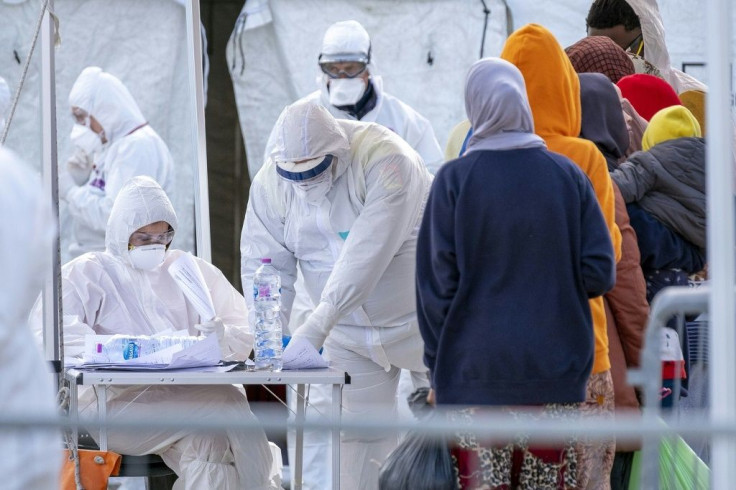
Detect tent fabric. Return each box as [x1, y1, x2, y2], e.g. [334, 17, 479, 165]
[227, 0, 509, 179]
[0, 0, 197, 262]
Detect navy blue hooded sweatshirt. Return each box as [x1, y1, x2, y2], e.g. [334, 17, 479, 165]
[416, 58, 616, 406]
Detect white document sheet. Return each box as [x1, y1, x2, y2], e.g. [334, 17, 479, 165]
[167, 253, 216, 321]
[282, 336, 328, 370]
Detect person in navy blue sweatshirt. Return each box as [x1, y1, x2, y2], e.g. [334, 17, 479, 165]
[415, 58, 616, 488]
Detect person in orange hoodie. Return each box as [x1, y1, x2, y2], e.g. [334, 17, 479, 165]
[502, 24, 622, 489]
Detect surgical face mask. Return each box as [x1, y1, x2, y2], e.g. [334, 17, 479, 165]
[128, 244, 166, 271]
[70, 123, 103, 157]
[328, 77, 366, 107]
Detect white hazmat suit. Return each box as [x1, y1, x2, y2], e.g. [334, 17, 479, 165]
[55, 176, 275, 490]
[64, 67, 175, 258]
[0, 147, 61, 489]
[262, 22, 437, 487]
[241, 101, 432, 490]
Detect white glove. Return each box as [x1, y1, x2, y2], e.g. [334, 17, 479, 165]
[57, 166, 77, 201]
[290, 302, 340, 351]
[66, 148, 94, 185]
[194, 317, 227, 357]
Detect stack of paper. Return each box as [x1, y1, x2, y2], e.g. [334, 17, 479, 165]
[80, 334, 221, 370]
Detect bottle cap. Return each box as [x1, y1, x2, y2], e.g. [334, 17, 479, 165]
[261, 258, 272, 264]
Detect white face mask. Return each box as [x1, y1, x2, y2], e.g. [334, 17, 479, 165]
[328, 78, 366, 107]
[128, 244, 166, 271]
[293, 168, 333, 203]
[70, 123, 104, 157]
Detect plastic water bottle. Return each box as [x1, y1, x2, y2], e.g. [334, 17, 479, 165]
[253, 258, 283, 371]
[95, 335, 201, 363]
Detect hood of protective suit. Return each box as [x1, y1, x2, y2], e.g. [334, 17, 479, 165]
[464, 57, 545, 153]
[317, 20, 377, 117]
[565, 36, 635, 84]
[0, 147, 55, 327]
[624, 0, 706, 93]
[642, 105, 702, 151]
[270, 100, 352, 179]
[69, 67, 146, 143]
[579, 73, 629, 169]
[501, 24, 582, 138]
[105, 176, 178, 265]
[320, 20, 371, 63]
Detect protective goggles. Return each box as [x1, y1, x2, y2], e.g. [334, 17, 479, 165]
[320, 61, 368, 79]
[276, 154, 334, 181]
[318, 50, 370, 78]
[128, 229, 175, 248]
[71, 108, 91, 127]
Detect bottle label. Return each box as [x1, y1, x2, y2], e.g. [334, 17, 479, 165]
[254, 284, 272, 299]
[123, 340, 139, 360]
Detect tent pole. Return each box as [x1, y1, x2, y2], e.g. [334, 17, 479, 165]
[186, 0, 211, 262]
[40, 0, 61, 378]
[706, 0, 736, 488]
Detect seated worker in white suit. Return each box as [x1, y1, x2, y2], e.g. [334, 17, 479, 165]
[59, 67, 175, 259]
[241, 100, 432, 489]
[42, 176, 277, 490]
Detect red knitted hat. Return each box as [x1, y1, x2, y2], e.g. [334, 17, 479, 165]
[616, 74, 681, 121]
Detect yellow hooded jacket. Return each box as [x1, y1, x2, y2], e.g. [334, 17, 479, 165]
[502, 24, 622, 374]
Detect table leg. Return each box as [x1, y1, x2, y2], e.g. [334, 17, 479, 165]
[98, 385, 108, 451]
[332, 383, 342, 490]
[294, 383, 305, 490]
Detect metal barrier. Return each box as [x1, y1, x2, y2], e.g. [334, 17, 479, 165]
[629, 285, 711, 489]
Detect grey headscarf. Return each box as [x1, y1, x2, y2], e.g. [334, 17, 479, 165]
[464, 57, 545, 153]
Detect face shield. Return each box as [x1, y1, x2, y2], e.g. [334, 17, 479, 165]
[276, 154, 335, 203]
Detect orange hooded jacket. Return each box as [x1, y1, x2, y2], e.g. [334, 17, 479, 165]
[502, 24, 622, 374]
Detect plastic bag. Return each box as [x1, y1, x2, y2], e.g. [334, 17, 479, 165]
[628, 434, 710, 489]
[378, 428, 456, 490]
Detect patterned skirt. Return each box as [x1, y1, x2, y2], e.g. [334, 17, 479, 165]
[449, 404, 580, 490]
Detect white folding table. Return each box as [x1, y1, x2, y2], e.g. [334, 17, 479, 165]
[65, 367, 349, 490]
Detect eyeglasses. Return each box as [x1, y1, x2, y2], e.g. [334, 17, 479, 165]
[320, 61, 368, 79]
[128, 229, 175, 248]
[625, 32, 644, 56]
[71, 108, 90, 126]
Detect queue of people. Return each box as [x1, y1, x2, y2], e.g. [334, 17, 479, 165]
[3, 0, 713, 488]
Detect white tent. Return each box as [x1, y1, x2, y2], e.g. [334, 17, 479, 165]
[228, 0, 731, 180]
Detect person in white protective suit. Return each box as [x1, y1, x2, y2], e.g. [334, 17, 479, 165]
[241, 100, 432, 490]
[0, 147, 61, 489]
[260, 20, 439, 488]
[45, 176, 277, 490]
[59, 67, 175, 258]
[258, 19, 443, 177]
